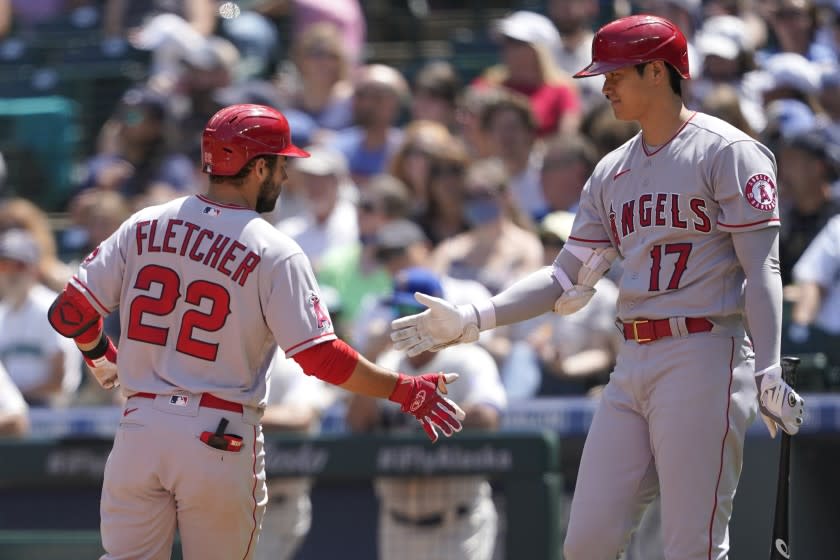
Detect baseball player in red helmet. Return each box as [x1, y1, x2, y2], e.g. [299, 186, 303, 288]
[46, 103, 465, 560]
[391, 15, 805, 560]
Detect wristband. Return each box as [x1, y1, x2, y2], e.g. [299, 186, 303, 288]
[81, 335, 109, 360]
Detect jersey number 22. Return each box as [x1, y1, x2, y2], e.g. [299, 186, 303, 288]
[127, 265, 232, 361]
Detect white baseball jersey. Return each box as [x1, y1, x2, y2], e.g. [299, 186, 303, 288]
[374, 343, 507, 516]
[0, 359, 27, 416]
[792, 213, 840, 333]
[569, 112, 779, 321]
[71, 194, 336, 408]
[0, 284, 80, 398]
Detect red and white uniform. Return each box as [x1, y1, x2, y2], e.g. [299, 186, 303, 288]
[74, 194, 336, 560]
[563, 113, 778, 560]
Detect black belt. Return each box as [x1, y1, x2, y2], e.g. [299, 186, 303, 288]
[389, 505, 470, 528]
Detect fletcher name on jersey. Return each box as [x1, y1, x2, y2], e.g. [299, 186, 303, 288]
[134, 215, 261, 287]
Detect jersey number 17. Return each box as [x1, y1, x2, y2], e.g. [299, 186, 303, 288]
[648, 243, 692, 291]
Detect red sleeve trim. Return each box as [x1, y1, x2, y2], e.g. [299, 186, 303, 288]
[717, 217, 780, 228]
[292, 339, 359, 386]
[70, 275, 110, 315]
[567, 235, 612, 243]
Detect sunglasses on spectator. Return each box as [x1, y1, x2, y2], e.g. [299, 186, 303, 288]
[375, 246, 408, 263]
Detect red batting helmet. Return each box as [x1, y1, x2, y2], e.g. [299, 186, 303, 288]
[574, 15, 690, 80]
[201, 104, 309, 176]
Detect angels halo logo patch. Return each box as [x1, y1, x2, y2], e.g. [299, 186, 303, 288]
[745, 173, 777, 212]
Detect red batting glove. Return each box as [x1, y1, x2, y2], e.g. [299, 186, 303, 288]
[388, 372, 466, 442]
[81, 336, 120, 389]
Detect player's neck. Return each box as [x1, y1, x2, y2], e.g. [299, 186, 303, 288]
[638, 99, 691, 147]
[204, 184, 254, 210]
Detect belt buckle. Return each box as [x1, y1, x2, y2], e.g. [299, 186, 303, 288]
[632, 320, 652, 343]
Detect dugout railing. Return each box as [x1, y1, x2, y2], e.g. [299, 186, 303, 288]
[0, 431, 562, 560]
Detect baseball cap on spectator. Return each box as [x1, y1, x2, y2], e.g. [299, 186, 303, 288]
[360, 174, 412, 219]
[762, 53, 822, 95]
[696, 15, 749, 61]
[785, 128, 840, 170]
[294, 145, 349, 177]
[0, 229, 40, 265]
[385, 267, 444, 312]
[493, 11, 561, 52]
[765, 99, 817, 139]
[372, 219, 429, 263]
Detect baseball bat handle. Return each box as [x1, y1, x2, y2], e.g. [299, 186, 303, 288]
[769, 356, 800, 560]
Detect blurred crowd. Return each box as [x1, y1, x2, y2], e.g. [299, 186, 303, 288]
[2, 0, 840, 438]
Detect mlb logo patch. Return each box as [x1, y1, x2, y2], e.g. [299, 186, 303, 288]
[170, 395, 189, 407]
[202, 206, 221, 217]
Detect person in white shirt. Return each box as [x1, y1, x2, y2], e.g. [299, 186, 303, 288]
[276, 145, 359, 270]
[255, 350, 338, 560]
[0, 359, 28, 436]
[0, 229, 79, 407]
[347, 269, 507, 560]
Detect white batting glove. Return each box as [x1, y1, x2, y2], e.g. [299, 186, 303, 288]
[755, 364, 804, 438]
[390, 293, 479, 357]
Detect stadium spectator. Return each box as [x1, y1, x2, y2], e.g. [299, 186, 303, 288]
[698, 83, 758, 138]
[346, 267, 506, 560]
[777, 128, 840, 284]
[0, 359, 28, 436]
[409, 60, 462, 131]
[480, 91, 547, 219]
[275, 22, 354, 134]
[103, 0, 217, 39]
[317, 173, 413, 330]
[690, 15, 764, 132]
[455, 85, 505, 160]
[761, 0, 836, 66]
[387, 120, 456, 218]
[352, 220, 492, 361]
[539, 133, 599, 217]
[430, 157, 541, 296]
[329, 64, 407, 187]
[77, 87, 196, 204]
[255, 350, 337, 560]
[580, 101, 642, 160]
[475, 10, 582, 137]
[0, 197, 71, 292]
[0, 229, 80, 407]
[787, 212, 840, 368]
[256, 0, 366, 65]
[546, 0, 603, 113]
[276, 145, 358, 270]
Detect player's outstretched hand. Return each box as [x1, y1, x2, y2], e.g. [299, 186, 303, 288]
[755, 364, 804, 438]
[83, 337, 120, 390]
[390, 293, 479, 357]
[388, 372, 466, 442]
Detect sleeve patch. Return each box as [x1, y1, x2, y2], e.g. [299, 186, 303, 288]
[744, 173, 777, 212]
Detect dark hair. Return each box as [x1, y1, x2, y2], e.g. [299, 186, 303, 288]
[209, 155, 278, 186]
[479, 90, 538, 133]
[414, 61, 462, 106]
[635, 62, 682, 96]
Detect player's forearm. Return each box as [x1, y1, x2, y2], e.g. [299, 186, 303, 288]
[339, 356, 400, 399]
[733, 229, 783, 372]
[489, 266, 565, 327]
